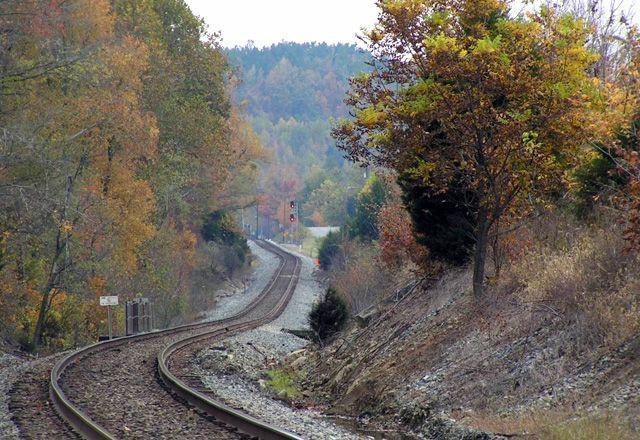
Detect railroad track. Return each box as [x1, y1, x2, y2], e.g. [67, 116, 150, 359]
[48, 240, 303, 440]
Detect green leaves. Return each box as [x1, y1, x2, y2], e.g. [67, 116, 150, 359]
[401, 79, 441, 117]
[423, 33, 461, 53]
[472, 34, 502, 55]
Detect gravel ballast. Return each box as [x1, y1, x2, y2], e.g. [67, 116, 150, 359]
[204, 240, 281, 321]
[0, 353, 23, 439]
[195, 241, 362, 439]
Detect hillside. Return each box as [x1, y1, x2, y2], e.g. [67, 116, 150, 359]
[289, 216, 640, 438]
[227, 42, 369, 174]
[227, 43, 371, 227]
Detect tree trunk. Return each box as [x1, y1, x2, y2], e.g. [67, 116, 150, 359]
[473, 207, 490, 297]
[33, 176, 73, 349]
[33, 276, 55, 349]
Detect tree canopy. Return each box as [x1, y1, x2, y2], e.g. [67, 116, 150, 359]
[228, 42, 371, 228]
[0, 0, 263, 349]
[334, 0, 603, 295]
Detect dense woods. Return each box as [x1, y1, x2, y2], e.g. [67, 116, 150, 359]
[228, 43, 368, 174]
[0, 0, 262, 350]
[228, 43, 371, 229]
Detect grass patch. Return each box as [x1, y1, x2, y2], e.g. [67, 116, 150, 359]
[300, 235, 322, 259]
[265, 369, 300, 399]
[541, 414, 638, 440]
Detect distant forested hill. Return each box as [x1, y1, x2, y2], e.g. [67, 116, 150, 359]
[227, 42, 371, 226]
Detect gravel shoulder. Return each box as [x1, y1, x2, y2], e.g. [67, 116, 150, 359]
[204, 240, 281, 321]
[1, 351, 79, 439]
[193, 241, 362, 439]
[0, 353, 24, 439]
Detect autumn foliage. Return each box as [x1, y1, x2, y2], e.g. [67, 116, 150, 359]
[0, 0, 263, 349]
[334, 0, 620, 295]
[378, 202, 426, 269]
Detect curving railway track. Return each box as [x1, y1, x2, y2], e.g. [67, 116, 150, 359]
[27, 240, 303, 440]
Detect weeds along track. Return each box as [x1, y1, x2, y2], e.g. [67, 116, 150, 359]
[48, 240, 302, 440]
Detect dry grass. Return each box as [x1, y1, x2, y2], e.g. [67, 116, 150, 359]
[310, 211, 640, 437]
[329, 241, 399, 315]
[497, 218, 640, 350]
[465, 409, 638, 440]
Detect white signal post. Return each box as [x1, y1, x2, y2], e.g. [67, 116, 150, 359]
[99, 296, 118, 340]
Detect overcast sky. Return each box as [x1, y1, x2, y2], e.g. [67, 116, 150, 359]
[185, 0, 639, 49]
[185, 0, 379, 48]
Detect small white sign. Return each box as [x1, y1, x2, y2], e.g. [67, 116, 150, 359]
[99, 296, 118, 306]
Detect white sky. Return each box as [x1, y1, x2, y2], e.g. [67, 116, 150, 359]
[185, 1, 639, 49]
[185, 0, 379, 48]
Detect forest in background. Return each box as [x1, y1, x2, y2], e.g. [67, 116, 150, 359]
[227, 43, 372, 228]
[0, 0, 262, 351]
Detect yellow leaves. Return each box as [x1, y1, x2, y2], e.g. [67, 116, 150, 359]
[367, 28, 384, 44]
[60, 221, 73, 234]
[80, 162, 156, 276]
[427, 11, 451, 27]
[88, 276, 107, 296]
[521, 131, 540, 154]
[423, 33, 461, 54]
[102, 36, 150, 92]
[357, 106, 387, 128]
[106, 169, 156, 271]
[66, 0, 115, 46]
[410, 160, 438, 184]
[382, 0, 426, 18]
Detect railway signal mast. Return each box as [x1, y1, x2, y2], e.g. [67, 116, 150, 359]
[289, 200, 299, 244]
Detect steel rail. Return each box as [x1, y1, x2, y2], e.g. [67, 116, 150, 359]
[49, 240, 302, 440]
[158, 245, 302, 440]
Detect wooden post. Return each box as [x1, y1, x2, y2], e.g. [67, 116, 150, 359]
[107, 305, 112, 340]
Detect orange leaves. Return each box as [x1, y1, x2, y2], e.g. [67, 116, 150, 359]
[80, 163, 156, 275]
[88, 276, 107, 297]
[378, 202, 426, 269]
[22, 0, 65, 40]
[1, 0, 257, 348]
[59, 221, 73, 234]
[65, 0, 114, 46]
[310, 211, 325, 227]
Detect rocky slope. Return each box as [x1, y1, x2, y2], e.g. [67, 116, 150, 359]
[288, 267, 639, 439]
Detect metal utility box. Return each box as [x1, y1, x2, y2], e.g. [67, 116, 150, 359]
[125, 298, 152, 336]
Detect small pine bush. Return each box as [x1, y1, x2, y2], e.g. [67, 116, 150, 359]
[309, 288, 348, 342]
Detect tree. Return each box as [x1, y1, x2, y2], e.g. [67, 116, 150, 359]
[306, 179, 350, 226]
[309, 287, 348, 342]
[318, 231, 343, 271]
[334, 0, 600, 296]
[398, 172, 477, 265]
[227, 43, 371, 231]
[378, 200, 427, 269]
[346, 174, 388, 240]
[0, 0, 263, 349]
[0, 0, 160, 347]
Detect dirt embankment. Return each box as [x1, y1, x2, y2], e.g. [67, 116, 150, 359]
[288, 256, 639, 439]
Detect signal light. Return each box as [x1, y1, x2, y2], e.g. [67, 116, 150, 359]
[290, 200, 295, 209]
[289, 213, 295, 222]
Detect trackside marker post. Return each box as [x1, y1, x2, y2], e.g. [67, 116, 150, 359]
[99, 296, 118, 340]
